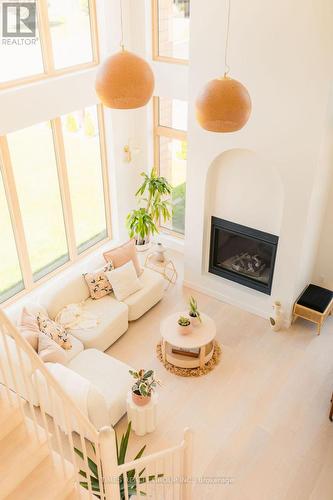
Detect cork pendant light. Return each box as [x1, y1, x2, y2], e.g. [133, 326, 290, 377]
[196, 0, 251, 133]
[95, 0, 154, 109]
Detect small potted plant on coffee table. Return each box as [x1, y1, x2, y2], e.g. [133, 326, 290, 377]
[129, 369, 160, 406]
[177, 315, 192, 335]
[188, 296, 202, 326]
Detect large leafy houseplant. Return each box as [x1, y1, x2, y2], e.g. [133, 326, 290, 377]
[74, 422, 162, 498]
[129, 368, 160, 406]
[126, 168, 172, 246]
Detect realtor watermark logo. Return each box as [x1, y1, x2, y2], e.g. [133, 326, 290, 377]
[2, 1, 38, 45]
[2, 2, 36, 37]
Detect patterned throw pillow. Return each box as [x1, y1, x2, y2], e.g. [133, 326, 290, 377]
[83, 262, 114, 300]
[37, 313, 72, 351]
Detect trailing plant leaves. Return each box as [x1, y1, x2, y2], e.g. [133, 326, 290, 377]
[134, 445, 147, 461]
[74, 447, 98, 479]
[79, 481, 101, 497]
[118, 421, 131, 465]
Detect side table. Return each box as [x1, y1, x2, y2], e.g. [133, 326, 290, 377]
[160, 312, 216, 369]
[144, 253, 177, 289]
[126, 392, 158, 436]
[293, 284, 333, 335]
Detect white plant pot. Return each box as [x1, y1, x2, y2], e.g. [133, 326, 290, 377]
[189, 315, 201, 327]
[135, 241, 151, 252]
[269, 301, 283, 332]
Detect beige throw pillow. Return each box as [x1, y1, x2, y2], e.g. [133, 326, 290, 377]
[38, 333, 67, 365]
[37, 313, 72, 350]
[103, 239, 143, 277]
[106, 261, 143, 301]
[83, 262, 114, 300]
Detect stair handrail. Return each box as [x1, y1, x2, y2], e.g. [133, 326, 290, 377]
[0, 307, 109, 499]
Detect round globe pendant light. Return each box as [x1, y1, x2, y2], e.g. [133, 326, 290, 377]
[95, 1, 154, 109]
[196, 0, 251, 133]
[196, 76, 251, 132]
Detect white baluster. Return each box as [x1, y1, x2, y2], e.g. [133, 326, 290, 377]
[99, 426, 121, 500]
[0, 331, 14, 405]
[182, 428, 194, 500]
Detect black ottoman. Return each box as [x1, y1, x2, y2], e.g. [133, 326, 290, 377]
[293, 284, 333, 335]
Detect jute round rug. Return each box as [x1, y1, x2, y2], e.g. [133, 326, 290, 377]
[156, 341, 222, 377]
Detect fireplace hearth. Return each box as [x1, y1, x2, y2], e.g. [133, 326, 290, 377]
[209, 217, 278, 295]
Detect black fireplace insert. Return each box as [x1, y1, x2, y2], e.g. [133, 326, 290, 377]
[209, 217, 279, 295]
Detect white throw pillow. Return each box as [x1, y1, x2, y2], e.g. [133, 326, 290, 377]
[106, 261, 143, 301]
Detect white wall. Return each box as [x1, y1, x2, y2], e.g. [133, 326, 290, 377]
[183, 0, 333, 320]
[312, 109, 333, 288]
[96, 0, 150, 241]
[206, 150, 283, 236]
[313, 179, 333, 288]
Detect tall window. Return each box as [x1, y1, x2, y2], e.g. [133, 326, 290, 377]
[152, 0, 190, 63]
[0, 104, 111, 304]
[48, 0, 94, 70]
[0, 166, 24, 302]
[8, 122, 69, 281]
[61, 106, 108, 254]
[0, 1, 44, 84]
[0, 0, 98, 88]
[153, 97, 188, 235]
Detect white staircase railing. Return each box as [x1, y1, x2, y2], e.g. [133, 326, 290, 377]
[0, 308, 193, 499]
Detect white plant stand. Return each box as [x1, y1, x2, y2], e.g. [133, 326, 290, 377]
[126, 392, 158, 436]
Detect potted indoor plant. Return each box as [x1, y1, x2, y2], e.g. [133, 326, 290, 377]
[177, 315, 192, 335]
[75, 422, 163, 497]
[188, 296, 202, 326]
[129, 368, 160, 406]
[126, 168, 172, 251]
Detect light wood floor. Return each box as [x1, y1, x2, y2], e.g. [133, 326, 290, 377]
[108, 251, 333, 500]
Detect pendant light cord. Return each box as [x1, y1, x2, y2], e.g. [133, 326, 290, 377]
[224, 0, 231, 77]
[119, 0, 124, 50]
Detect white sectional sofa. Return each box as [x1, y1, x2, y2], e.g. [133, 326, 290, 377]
[2, 244, 165, 429]
[42, 272, 129, 352]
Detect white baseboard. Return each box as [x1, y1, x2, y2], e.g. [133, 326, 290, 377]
[183, 279, 292, 329]
[183, 279, 268, 318]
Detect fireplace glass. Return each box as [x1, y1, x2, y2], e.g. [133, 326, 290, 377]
[209, 217, 278, 295]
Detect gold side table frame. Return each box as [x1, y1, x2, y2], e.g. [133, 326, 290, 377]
[144, 253, 178, 289]
[292, 299, 333, 335]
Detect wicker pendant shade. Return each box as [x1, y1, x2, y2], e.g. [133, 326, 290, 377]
[195, 0, 252, 133]
[95, 49, 155, 109]
[196, 76, 251, 132]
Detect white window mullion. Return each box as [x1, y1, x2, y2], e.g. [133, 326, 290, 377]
[37, 0, 55, 74]
[97, 105, 112, 240]
[0, 137, 33, 290]
[88, 0, 100, 63]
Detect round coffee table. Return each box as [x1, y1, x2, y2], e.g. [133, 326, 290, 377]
[160, 312, 216, 369]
